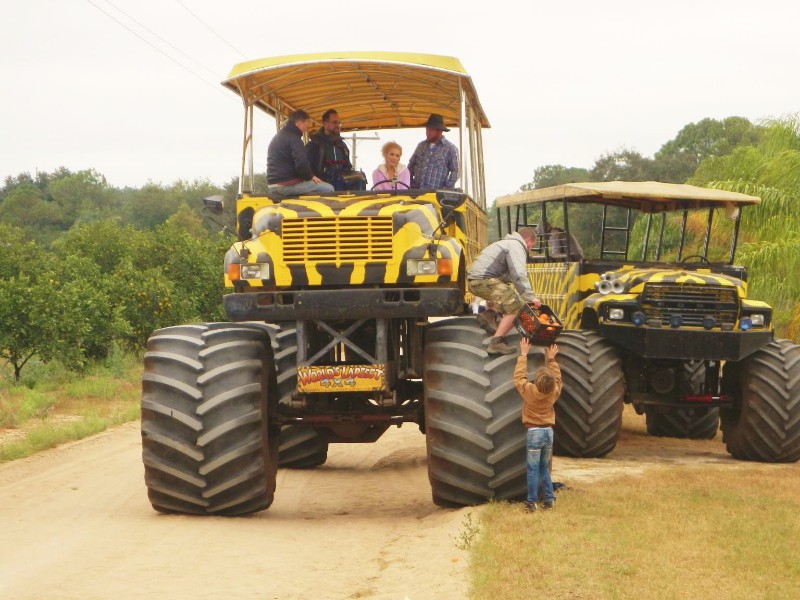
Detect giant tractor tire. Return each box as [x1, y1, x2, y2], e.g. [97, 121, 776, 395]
[271, 325, 329, 468]
[645, 361, 720, 440]
[646, 407, 719, 439]
[423, 317, 533, 506]
[554, 330, 625, 458]
[720, 339, 800, 462]
[141, 322, 278, 515]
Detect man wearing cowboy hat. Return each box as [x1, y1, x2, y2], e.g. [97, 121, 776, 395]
[407, 113, 459, 189]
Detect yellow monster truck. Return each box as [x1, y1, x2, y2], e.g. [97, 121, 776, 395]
[493, 181, 800, 464]
[140, 52, 506, 514]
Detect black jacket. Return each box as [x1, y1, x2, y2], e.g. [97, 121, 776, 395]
[267, 122, 314, 183]
[306, 129, 352, 180]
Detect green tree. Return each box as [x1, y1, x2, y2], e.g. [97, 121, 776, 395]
[690, 115, 800, 333]
[657, 116, 761, 166]
[55, 254, 130, 361]
[170, 179, 226, 207]
[0, 261, 121, 380]
[0, 223, 41, 279]
[0, 184, 67, 243]
[591, 148, 658, 182]
[54, 219, 146, 273]
[0, 225, 49, 379]
[166, 203, 207, 237]
[522, 165, 592, 190]
[142, 223, 227, 323]
[0, 223, 129, 379]
[1, 172, 36, 197]
[1, 167, 75, 205]
[655, 117, 762, 182]
[0, 173, 237, 374]
[113, 259, 194, 347]
[47, 169, 113, 225]
[123, 182, 177, 229]
[121, 179, 225, 231]
[0, 274, 45, 380]
[56, 219, 227, 348]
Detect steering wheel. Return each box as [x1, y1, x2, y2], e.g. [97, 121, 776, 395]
[370, 180, 411, 191]
[680, 254, 710, 264]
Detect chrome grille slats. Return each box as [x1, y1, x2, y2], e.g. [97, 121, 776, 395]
[282, 216, 394, 263]
[641, 283, 739, 326]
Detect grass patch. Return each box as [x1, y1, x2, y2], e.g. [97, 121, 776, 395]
[453, 512, 482, 551]
[0, 354, 141, 462]
[0, 388, 56, 427]
[469, 465, 800, 599]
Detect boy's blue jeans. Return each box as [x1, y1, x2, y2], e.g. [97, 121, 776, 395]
[526, 427, 555, 504]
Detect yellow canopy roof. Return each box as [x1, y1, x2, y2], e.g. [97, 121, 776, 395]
[496, 181, 761, 212]
[222, 51, 490, 131]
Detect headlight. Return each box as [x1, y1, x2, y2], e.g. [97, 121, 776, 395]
[241, 264, 269, 280]
[608, 308, 625, 320]
[702, 316, 717, 330]
[749, 314, 765, 327]
[406, 259, 437, 276]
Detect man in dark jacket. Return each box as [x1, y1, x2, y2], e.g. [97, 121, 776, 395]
[467, 227, 541, 355]
[306, 109, 356, 191]
[267, 110, 334, 199]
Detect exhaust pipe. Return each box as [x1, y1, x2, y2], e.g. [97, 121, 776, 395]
[596, 279, 613, 294]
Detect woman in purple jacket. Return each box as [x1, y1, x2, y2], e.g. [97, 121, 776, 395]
[372, 141, 411, 190]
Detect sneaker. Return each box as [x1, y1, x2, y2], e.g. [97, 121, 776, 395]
[542, 500, 554, 510]
[487, 338, 514, 355]
[524, 501, 538, 513]
[476, 311, 499, 334]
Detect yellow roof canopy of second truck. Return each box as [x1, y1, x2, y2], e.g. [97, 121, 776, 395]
[496, 181, 761, 213]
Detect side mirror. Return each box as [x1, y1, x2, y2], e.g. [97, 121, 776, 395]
[441, 205, 456, 223]
[435, 190, 467, 209]
[203, 195, 225, 215]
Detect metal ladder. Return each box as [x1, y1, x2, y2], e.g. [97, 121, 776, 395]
[599, 205, 631, 260]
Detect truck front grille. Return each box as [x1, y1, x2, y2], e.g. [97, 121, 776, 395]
[641, 283, 739, 326]
[282, 217, 394, 263]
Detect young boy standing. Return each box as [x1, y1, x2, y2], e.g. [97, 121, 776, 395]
[515, 339, 562, 512]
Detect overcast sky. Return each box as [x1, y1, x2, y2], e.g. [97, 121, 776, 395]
[1, 1, 797, 203]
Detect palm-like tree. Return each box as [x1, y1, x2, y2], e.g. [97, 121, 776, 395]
[690, 115, 800, 337]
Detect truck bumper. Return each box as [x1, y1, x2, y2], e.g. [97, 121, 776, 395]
[598, 324, 772, 362]
[224, 287, 463, 321]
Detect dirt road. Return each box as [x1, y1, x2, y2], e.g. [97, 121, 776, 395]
[0, 409, 779, 600]
[0, 422, 470, 600]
